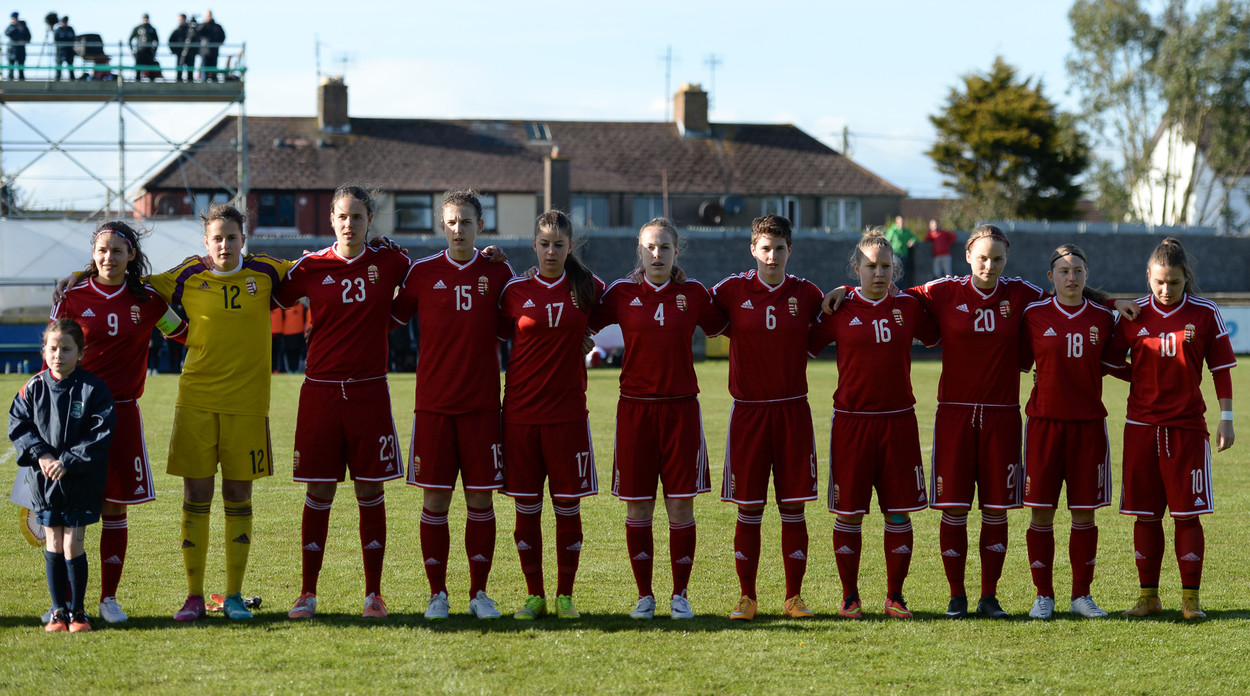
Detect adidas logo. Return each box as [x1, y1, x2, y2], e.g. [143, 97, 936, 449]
[835, 545, 855, 555]
[469, 554, 489, 563]
[1195, 497, 1205, 506]
[891, 545, 911, 555]
[941, 549, 961, 558]
[675, 556, 693, 565]
[233, 534, 251, 545]
[302, 542, 322, 552]
[321, 275, 335, 285]
[581, 480, 589, 489]
[102, 555, 123, 565]
[434, 280, 446, 289]
[632, 552, 651, 561]
[566, 542, 583, 552]
[82, 309, 96, 317]
[1043, 327, 1056, 337]
[630, 297, 643, 306]
[134, 485, 146, 495]
[984, 543, 1006, 553]
[1135, 551, 1146, 560]
[364, 540, 383, 550]
[1180, 552, 1202, 562]
[424, 557, 441, 566]
[741, 300, 754, 309]
[1138, 327, 1149, 337]
[181, 539, 195, 548]
[516, 541, 532, 551]
[1086, 558, 1098, 566]
[956, 303, 969, 312]
[734, 551, 748, 560]
[788, 550, 807, 560]
[848, 317, 862, 326]
[1030, 560, 1047, 569]
[523, 299, 536, 308]
[494, 472, 503, 480]
[198, 281, 210, 290]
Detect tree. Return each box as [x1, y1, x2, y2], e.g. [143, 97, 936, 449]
[928, 57, 1090, 225]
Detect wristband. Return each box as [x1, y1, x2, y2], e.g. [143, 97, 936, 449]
[1220, 411, 1234, 421]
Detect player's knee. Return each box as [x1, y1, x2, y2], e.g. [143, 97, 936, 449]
[887, 512, 908, 525]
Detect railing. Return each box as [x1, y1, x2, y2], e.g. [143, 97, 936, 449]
[0, 40, 245, 82]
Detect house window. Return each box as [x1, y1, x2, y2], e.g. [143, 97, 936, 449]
[396, 194, 434, 230]
[480, 194, 497, 231]
[761, 197, 801, 227]
[823, 198, 861, 231]
[784, 196, 802, 228]
[632, 196, 665, 226]
[761, 197, 783, 217]
[571, 195, 609, 228]
[257, 193, 296, 227]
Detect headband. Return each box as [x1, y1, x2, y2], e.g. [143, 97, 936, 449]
[93, 227, 136, 250]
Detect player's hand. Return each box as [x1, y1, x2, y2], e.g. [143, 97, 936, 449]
[582, 333, 595, 356]
[52, 272, 85, 302]
[523, 266, 538, 280]
[40, 457, 65, 481]
[304, 323, 314, 342]
[821, 286, 847, 314]
[672, 265, 687, 283]
[481, 245, 509, 263]
[1114, 298, 1140, 320]
[368, 235, 403, 253]
[887, 282, 899, 297]
[1216, 420, 1235, 452]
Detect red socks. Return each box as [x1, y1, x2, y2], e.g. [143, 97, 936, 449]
[1133, 516, 1165, 589]
[513, 498, 545, 597]
[1069, 522, 1098, 598]
[99, 513, 128, 601]
[733, 509, 762, 599]
[465, 505, 496, 598]
[419, 507, 450, 596]
[1174, 517, 1204, 589]
[939, 512, 968, 596]
[299, 493, 333, 595]
[669, 518, 696, 598]
[553, 501, 583, 597]
[779, 509, 808, 598]
[357, 493, 386, 597]
[883, 519, 913, 597]
[1026, 522, 1055, 598]
[979, 512, 1009, 598]
[625, 517, 654, 598]
[833, 518, 862, 599]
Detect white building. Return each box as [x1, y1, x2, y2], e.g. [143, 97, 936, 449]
[1133, 121, 1250, 235]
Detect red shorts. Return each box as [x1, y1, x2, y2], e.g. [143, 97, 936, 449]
[1119, 422, 1213, 518]
[292, 378, 403, 483]
[930, 404, 1022, 510]
[406, 408, 504, 491]
[503, 420, 597, 499]
[104, 400, 156, 505]
[1023, 417, 1112, 510]
[827, 410, 928, 515]
[721, 399, 819, 506]
[612, 396, 711, 501]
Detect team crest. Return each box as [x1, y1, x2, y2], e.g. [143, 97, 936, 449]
[70, 401, 83, 418]
[998, 300, 1011, 318]
[1089, 326, 1100, 346]
[1024, 475, 1031, 497]
[787, 296, 798, 317]
[292, 450, 300, 472]
[130, 305, 141, 324]
[832, 484, 840, 506]
[676, 294, 687, 311]
[730, 475, 737, 496]
[892, 308, 904, 326]
[412, 455, 421, 477]
[478, 275, 489, 295]
[1184, 323, 1196, 343]
[936, 476, 943, 497]
[245, 277, 258, 296]
[367, 265, 380, 284]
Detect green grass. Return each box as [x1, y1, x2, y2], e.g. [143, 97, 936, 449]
[1, 361, 1249, 695]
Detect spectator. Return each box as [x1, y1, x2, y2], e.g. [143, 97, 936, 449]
[925, 219, 957, 280]
[53, 16, 74, 81]
[169, 14, 192, 83]
[883, 215, 921, 284]
[280, 301, 308, 373]
[269, 307, 283, 374]
[128, 13, 160, 81]
[5, 12, 30, 81]
[179, 16, 199, 82]
[197, 10, 225, 82]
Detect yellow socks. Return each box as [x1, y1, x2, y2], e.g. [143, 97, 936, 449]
[223, 498, 253, 596]
[181, 499, 212, 597]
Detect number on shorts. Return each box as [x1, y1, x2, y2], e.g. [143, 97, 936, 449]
[341, 278, 367, 303]
[575, 451, 591, 478]
[377, 435, 396, 462]
[107, 313, 120, 336]
[973, 308, 995, 333]
[134, 456, 144, 481]
[1006, 463, 1017, 490]
[546, 302, 564, 328]
[765, 306, 777, 330]
[1066, 332, 1083, 358]
[654, 304, 665, 326]
[249, 449, 266, 475]
[872, 318, 892, 343]
[491, 443, 503, 470]
[1191, 469, 1204, 495]
[455, 285, 473, 310]
[914, 465, 924, 491]
[1159, 332, 1177, 357]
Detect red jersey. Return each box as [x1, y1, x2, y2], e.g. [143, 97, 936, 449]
[926, 228, 957, 257]
[591, 277, 718, 398]
[906, 275, 1045, 406]
[274, 245, 411, 381]
[808, 290, 939, 413]
[52, 278, 186, 401]
[392, 250, 514, 413]
[1020, 297, 1117, 421]
[498, 271, 605, 424]
[1107, 294, 1237, 432]
[707, 272, 823, 402]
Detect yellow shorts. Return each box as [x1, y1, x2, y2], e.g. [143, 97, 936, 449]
[167, 406, 274, 481]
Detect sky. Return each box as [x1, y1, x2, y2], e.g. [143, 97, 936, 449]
[4, 1, 1089, 210]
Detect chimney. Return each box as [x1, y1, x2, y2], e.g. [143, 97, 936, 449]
[318, 76, 350, 134]
[544, 146, 570, 213]
[674, 82, 709, 137]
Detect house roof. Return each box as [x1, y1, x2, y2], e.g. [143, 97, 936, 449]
[143, 116, 906, 197]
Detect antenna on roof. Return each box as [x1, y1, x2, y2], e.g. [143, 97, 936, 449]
[336, 52, 356, 80]
[315, 35, 328, 81]
[704, 54, 722, 112]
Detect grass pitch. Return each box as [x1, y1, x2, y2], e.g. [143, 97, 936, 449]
[1, 360, 1248, 695]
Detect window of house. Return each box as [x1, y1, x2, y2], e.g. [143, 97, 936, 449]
[395, 194, 434, 230]
[822, 198, 862, 231]
[479, 194, 497, 231]
[257, 193, 296, 227]
[632, 196, 665, 227]
[761, 197, 783, 217]
[571, 195, 609, 228]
